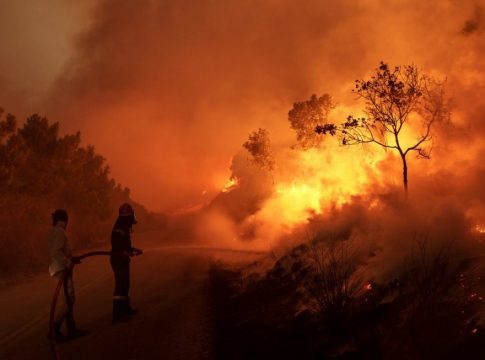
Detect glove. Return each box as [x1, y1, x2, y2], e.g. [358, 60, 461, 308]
[131, 248, 143, 256]
[71, 256, 81, 264]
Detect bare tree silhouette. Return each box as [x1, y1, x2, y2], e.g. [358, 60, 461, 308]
[317, 62, 450, 194]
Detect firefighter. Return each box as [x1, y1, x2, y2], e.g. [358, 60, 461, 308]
[110, 203, 143, 323]
[47, 209, 88, 342]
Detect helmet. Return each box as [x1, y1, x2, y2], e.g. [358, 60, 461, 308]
[119, 203, 134, 216]
[52, 209, 68, 225]
[119, 203, 137, 224]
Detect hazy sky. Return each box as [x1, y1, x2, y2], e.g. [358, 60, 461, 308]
[0, 1, 94, 112]
[1, 0, 484, 212]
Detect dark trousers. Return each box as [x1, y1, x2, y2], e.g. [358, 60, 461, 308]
[110, 259, 130, 297]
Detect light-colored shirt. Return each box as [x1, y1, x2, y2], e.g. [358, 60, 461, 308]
[48, 223, 72, 276]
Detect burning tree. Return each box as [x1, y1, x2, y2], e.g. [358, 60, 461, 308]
[243, 128, 275, 173]
[317, 62, 449, 194]
[289, 94, 334, 148]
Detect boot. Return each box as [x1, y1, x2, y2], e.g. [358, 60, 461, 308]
[127, 297, 139, 315]
[65, 312, 88, 339]
[112, 299, 132, 323]
[47, 323, 67, 343]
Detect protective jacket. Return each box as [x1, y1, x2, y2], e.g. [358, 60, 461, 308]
[110, 226, 133, 263]
[48, 223, 72, 276]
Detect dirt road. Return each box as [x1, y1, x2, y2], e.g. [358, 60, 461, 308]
[0, 231, 261, 360]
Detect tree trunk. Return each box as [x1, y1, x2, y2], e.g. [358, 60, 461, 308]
[401, 155, 408, 196]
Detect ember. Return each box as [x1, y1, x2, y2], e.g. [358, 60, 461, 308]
[221, 177, 240, 193]
[474, 225, 485, 234]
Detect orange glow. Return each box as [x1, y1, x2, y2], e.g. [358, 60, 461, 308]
[221, 177, 240, 193]
[474, 225, 485, 234]
[8, 0, 478, 215]
[250, 143, 385, 242]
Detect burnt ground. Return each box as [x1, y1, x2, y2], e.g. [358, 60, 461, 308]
[209, 251, 485, 360]
[209, 266, 376, 360]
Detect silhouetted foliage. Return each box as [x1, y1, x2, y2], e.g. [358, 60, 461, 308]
[211, 235, 484, 360]
[0, 110, 159, 275]
[243, 128, 275, 173]
[316, 62, 450, 193]
[306, 239, 363, 321]
[289, 94, 334, 148]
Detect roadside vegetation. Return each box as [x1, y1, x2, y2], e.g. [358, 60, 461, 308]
[210, 232, 484, 359]
[0, 109, 164, 277]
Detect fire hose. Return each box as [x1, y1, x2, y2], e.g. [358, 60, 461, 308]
[49, 250, 142, 360]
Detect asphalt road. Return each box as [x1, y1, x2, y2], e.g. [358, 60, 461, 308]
[0, 231, 262, 360]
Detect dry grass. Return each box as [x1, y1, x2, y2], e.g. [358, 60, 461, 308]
[305, 237, 363, 320]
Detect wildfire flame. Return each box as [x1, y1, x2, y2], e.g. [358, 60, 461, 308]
[221, 176, 240, 193]
[474, 225, 485, 234]
[251, 146, 384, 240]
[275, 181, 323, 214]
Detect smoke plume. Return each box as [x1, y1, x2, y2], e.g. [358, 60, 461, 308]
[34, 0, 481, 213]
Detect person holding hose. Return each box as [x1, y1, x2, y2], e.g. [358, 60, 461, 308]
[111, 203, 143, 323]
[47, 209, 88, 342]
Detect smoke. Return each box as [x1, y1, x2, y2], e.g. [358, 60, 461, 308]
[28, 0, 477, 212]
[0, 0, 94, 116]
[1, 0, 483, 264]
